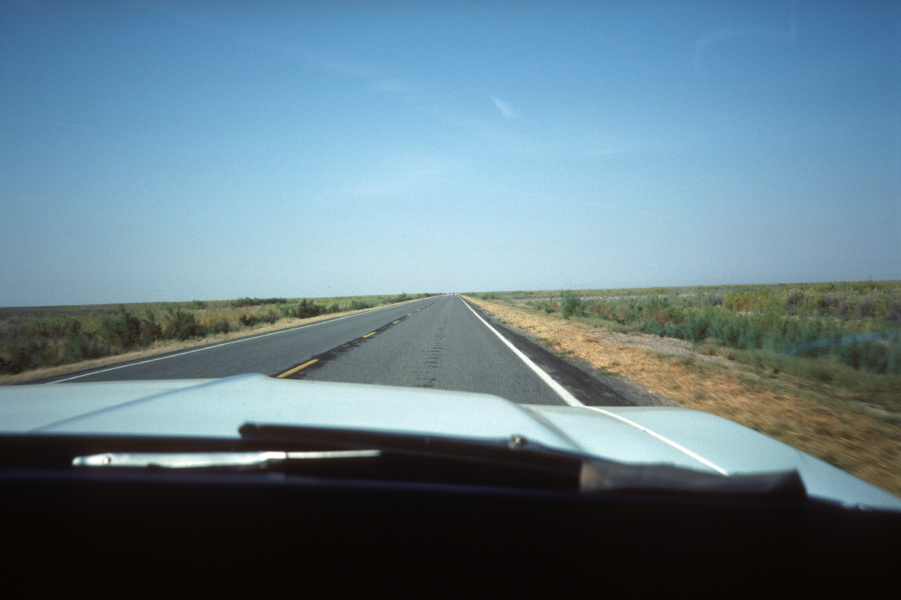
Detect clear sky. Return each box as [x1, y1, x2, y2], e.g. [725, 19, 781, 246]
[1, 1, 898, 306]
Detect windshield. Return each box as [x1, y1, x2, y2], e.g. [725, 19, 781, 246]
[0, 2, 898, 499]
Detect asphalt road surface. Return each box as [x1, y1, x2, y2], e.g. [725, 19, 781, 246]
[31, 295, 631, 406]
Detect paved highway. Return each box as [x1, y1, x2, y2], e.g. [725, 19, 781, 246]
[33, 295, 631, 406]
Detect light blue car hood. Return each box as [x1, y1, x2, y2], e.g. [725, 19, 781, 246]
[1, 373, 898, 511]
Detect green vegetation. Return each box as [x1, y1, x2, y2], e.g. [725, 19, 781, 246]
[478, 281, 901, 401]
[560, 291, 582, 319]
[0, 292, 436, 376]
[230, 297, 290, 308]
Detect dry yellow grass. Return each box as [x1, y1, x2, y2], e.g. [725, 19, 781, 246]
[465, 296, 901, 497]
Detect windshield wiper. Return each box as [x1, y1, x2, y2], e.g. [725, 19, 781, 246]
[71, 423, 806, 500]
[236, 422, 807, 500]
[237, 422, 584, 491]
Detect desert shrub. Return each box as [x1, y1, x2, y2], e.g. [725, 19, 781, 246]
[705, 294, 724, 307]
[62, 319, 107, 362]
[77, 332, 107, 361]
[138, 311, 164, 345]
[0, 335, 57, 373]
[208, 319, 230, 335]
[3, 339, 36, 373]
[239, 312, 260, 328]
[682, 312, 712, 343]
[280, 300, 323, 319]
[350, 300, 371, 311]
[166, 309, 206, 340]
[231, 297, 289, 308]
[561, 292, 583, 319]
[527, 299, 558, 314]
[100, 306, 142, 351]
[888, 302, 901, 322]
[855, 297, 876, 319]
[815, 293, 842, 316]
[783, 291, 807, 315]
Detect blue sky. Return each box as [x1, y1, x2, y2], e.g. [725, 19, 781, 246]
[1, 1, 898, 306]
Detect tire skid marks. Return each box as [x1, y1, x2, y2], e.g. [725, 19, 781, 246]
[412, 319, 446, 389]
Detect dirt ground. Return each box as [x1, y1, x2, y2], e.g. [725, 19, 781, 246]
[465, 296, 901, 497]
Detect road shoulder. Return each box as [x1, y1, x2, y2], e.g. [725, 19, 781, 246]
[464, 296, 901, 497]
[462, 297, 674, 408]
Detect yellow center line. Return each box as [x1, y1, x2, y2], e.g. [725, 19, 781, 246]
[362, 331, 376, 338]
[392, 320, 400, 324]
[277, 358, 318, 378]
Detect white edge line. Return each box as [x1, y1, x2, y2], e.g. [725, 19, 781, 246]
[459, 297, 583, 407]
[460, 297, 728, 476]
[46, 302, 417, 384]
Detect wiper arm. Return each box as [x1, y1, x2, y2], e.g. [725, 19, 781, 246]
[73, 450, 381, 470]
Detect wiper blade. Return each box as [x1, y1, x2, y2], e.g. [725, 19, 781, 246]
[73, 450, 380, 470]
[580, 460, 806, 500]
[70, 424, 807, 500]
[240, 422, 584, 491]
[238, 422, 808, 500]
[238, 422, 553, 454]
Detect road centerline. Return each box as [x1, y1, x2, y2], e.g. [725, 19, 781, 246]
[277, 359, 319, 378]
[273, 301, 435, 379]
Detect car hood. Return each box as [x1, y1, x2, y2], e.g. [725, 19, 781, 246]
[1, 373, 898, 511]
